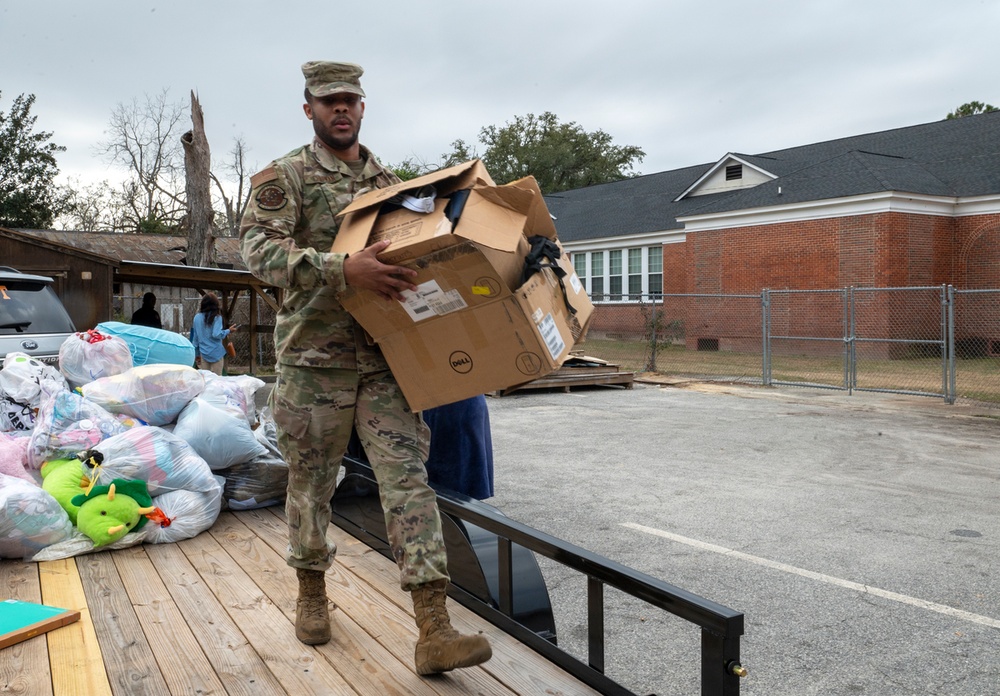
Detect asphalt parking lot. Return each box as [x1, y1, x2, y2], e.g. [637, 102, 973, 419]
[484, 380, 1000, 696]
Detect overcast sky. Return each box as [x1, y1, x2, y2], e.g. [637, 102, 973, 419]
[3, 0, 999, 191]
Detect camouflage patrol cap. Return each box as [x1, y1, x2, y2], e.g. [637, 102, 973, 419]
[302, 61, 366, 98]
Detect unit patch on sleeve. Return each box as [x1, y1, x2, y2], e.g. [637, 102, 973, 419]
[256, 184, 288, 211]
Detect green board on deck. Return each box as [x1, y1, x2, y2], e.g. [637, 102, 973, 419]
[0, 598, 80, 649]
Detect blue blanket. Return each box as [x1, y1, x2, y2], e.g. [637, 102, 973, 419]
[422, 395, 494, 500]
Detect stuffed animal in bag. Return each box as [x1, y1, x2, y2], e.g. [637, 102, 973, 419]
[40, 456, 92, 524]
[71, 479, 156, 547]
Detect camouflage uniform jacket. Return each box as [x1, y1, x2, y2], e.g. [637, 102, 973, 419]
[240, 138, 400, 372]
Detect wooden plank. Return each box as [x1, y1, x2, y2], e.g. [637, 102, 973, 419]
[328, 516, 604, 696]
[75, 553, 170, 696]
[175, 526, 359, 695]
[499, 371, 635, 395]
[38, 558, 113, 696]
[0, 561, 53, 696]
[209, 511, 447, 696]
[254, 508, 514, 695]
[143, 542, 288, 696]
[110, 545, 227, 696]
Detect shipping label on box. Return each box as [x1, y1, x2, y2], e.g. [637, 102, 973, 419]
[397, 279, 468, 322]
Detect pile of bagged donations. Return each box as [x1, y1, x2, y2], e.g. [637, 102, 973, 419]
[0, 321, 287, 562]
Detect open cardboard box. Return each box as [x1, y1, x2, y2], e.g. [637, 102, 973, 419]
[334, 159, 593, 411]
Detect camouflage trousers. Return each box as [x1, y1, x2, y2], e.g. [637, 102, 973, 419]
[269, 365, 449, 590]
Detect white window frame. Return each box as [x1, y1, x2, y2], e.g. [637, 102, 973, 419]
[571, 245, 665, 303]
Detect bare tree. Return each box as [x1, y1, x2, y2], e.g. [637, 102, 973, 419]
[181, 91, 214, 266]
[72, 90, 252, 238]
[96, 89, 187, 233]
[56, 178, 128, 231]
[212, 136, 253, 238]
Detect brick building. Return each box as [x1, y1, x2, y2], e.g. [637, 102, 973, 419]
[547, 111, 1000, 353]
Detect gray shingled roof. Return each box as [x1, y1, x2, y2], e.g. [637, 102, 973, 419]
[547, 110, 1000, 242]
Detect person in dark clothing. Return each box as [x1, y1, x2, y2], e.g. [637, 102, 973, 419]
[130, 292, 162, 329]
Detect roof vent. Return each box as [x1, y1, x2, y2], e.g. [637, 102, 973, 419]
[725, 164, 743, 181]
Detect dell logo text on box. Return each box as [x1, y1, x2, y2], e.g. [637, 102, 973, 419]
[449, 351, 473, 374]
[515, 352, 543, 375]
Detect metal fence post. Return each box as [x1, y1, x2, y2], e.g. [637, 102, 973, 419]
[946, 285, 956, 404]
[761, 289, 771, 386]
[846, 287, 855, 394]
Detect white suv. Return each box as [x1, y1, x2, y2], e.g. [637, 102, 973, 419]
[0, 267, 77, 369]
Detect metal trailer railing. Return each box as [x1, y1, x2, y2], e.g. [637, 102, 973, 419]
[333, 457, 747, 696]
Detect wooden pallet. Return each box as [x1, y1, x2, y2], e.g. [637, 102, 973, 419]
[497, 355, 635, 396]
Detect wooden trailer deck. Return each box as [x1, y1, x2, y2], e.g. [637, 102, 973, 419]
[1, 507, 602, 696]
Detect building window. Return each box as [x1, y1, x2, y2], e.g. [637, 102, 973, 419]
[573, 253, 586, 289]
[628, 248, 643, 299]
[648, 247, 663, 295]
[590, 251, 605, 298]
[725, 163, 743, 181]
[574, 246, 662, 302]
[608, 250, 623, 297]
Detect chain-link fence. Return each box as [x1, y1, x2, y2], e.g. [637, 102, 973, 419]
[579, 287, 1000, 407]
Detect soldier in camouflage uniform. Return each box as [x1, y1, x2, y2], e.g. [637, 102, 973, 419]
[240, 61, 491, 675]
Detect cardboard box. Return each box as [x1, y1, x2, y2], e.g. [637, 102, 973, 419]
[334, 160, 593, 411]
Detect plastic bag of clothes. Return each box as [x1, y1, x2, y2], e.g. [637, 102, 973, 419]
[143, 483, 223, 544]
[0, 474, 74, 559]
[172, 398, 267, 470]
[0, 394, 36, 432]
[27, 426, 225, 560]
[26, 390, 130, 468]
[0, 432, 33, 483]
[0, 352, 69, 408]
[220, 410, 287, 510]
[85, 425, 219, 497]
[200, 373, 266, 426]
[87, 427, 223, 545]
[58, 329, 134, 389]
[80, 364, 204, 426]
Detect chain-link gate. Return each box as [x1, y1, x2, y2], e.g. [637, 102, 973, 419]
[765, 286, 950, 399]
[850, 286, 950, 399]
[954, 288, 1000, 404]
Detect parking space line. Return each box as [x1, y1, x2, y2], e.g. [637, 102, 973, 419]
[623, 522, 1000, 630]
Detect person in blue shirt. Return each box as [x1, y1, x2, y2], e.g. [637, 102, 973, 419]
[189, 292, 236, 375]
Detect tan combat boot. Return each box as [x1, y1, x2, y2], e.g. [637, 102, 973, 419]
[295, 568, 332, 645]
[411, 579, 492, 675]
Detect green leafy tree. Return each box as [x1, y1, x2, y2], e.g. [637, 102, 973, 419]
[0, 92, 69, 228]
[443, 112, 645, 193]
[387, 157, 436, 182]
[946, 101, 998, 119]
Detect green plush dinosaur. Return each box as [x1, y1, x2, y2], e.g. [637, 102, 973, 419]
[71, 479, 156, 547]
[40, 457, 92, 525]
